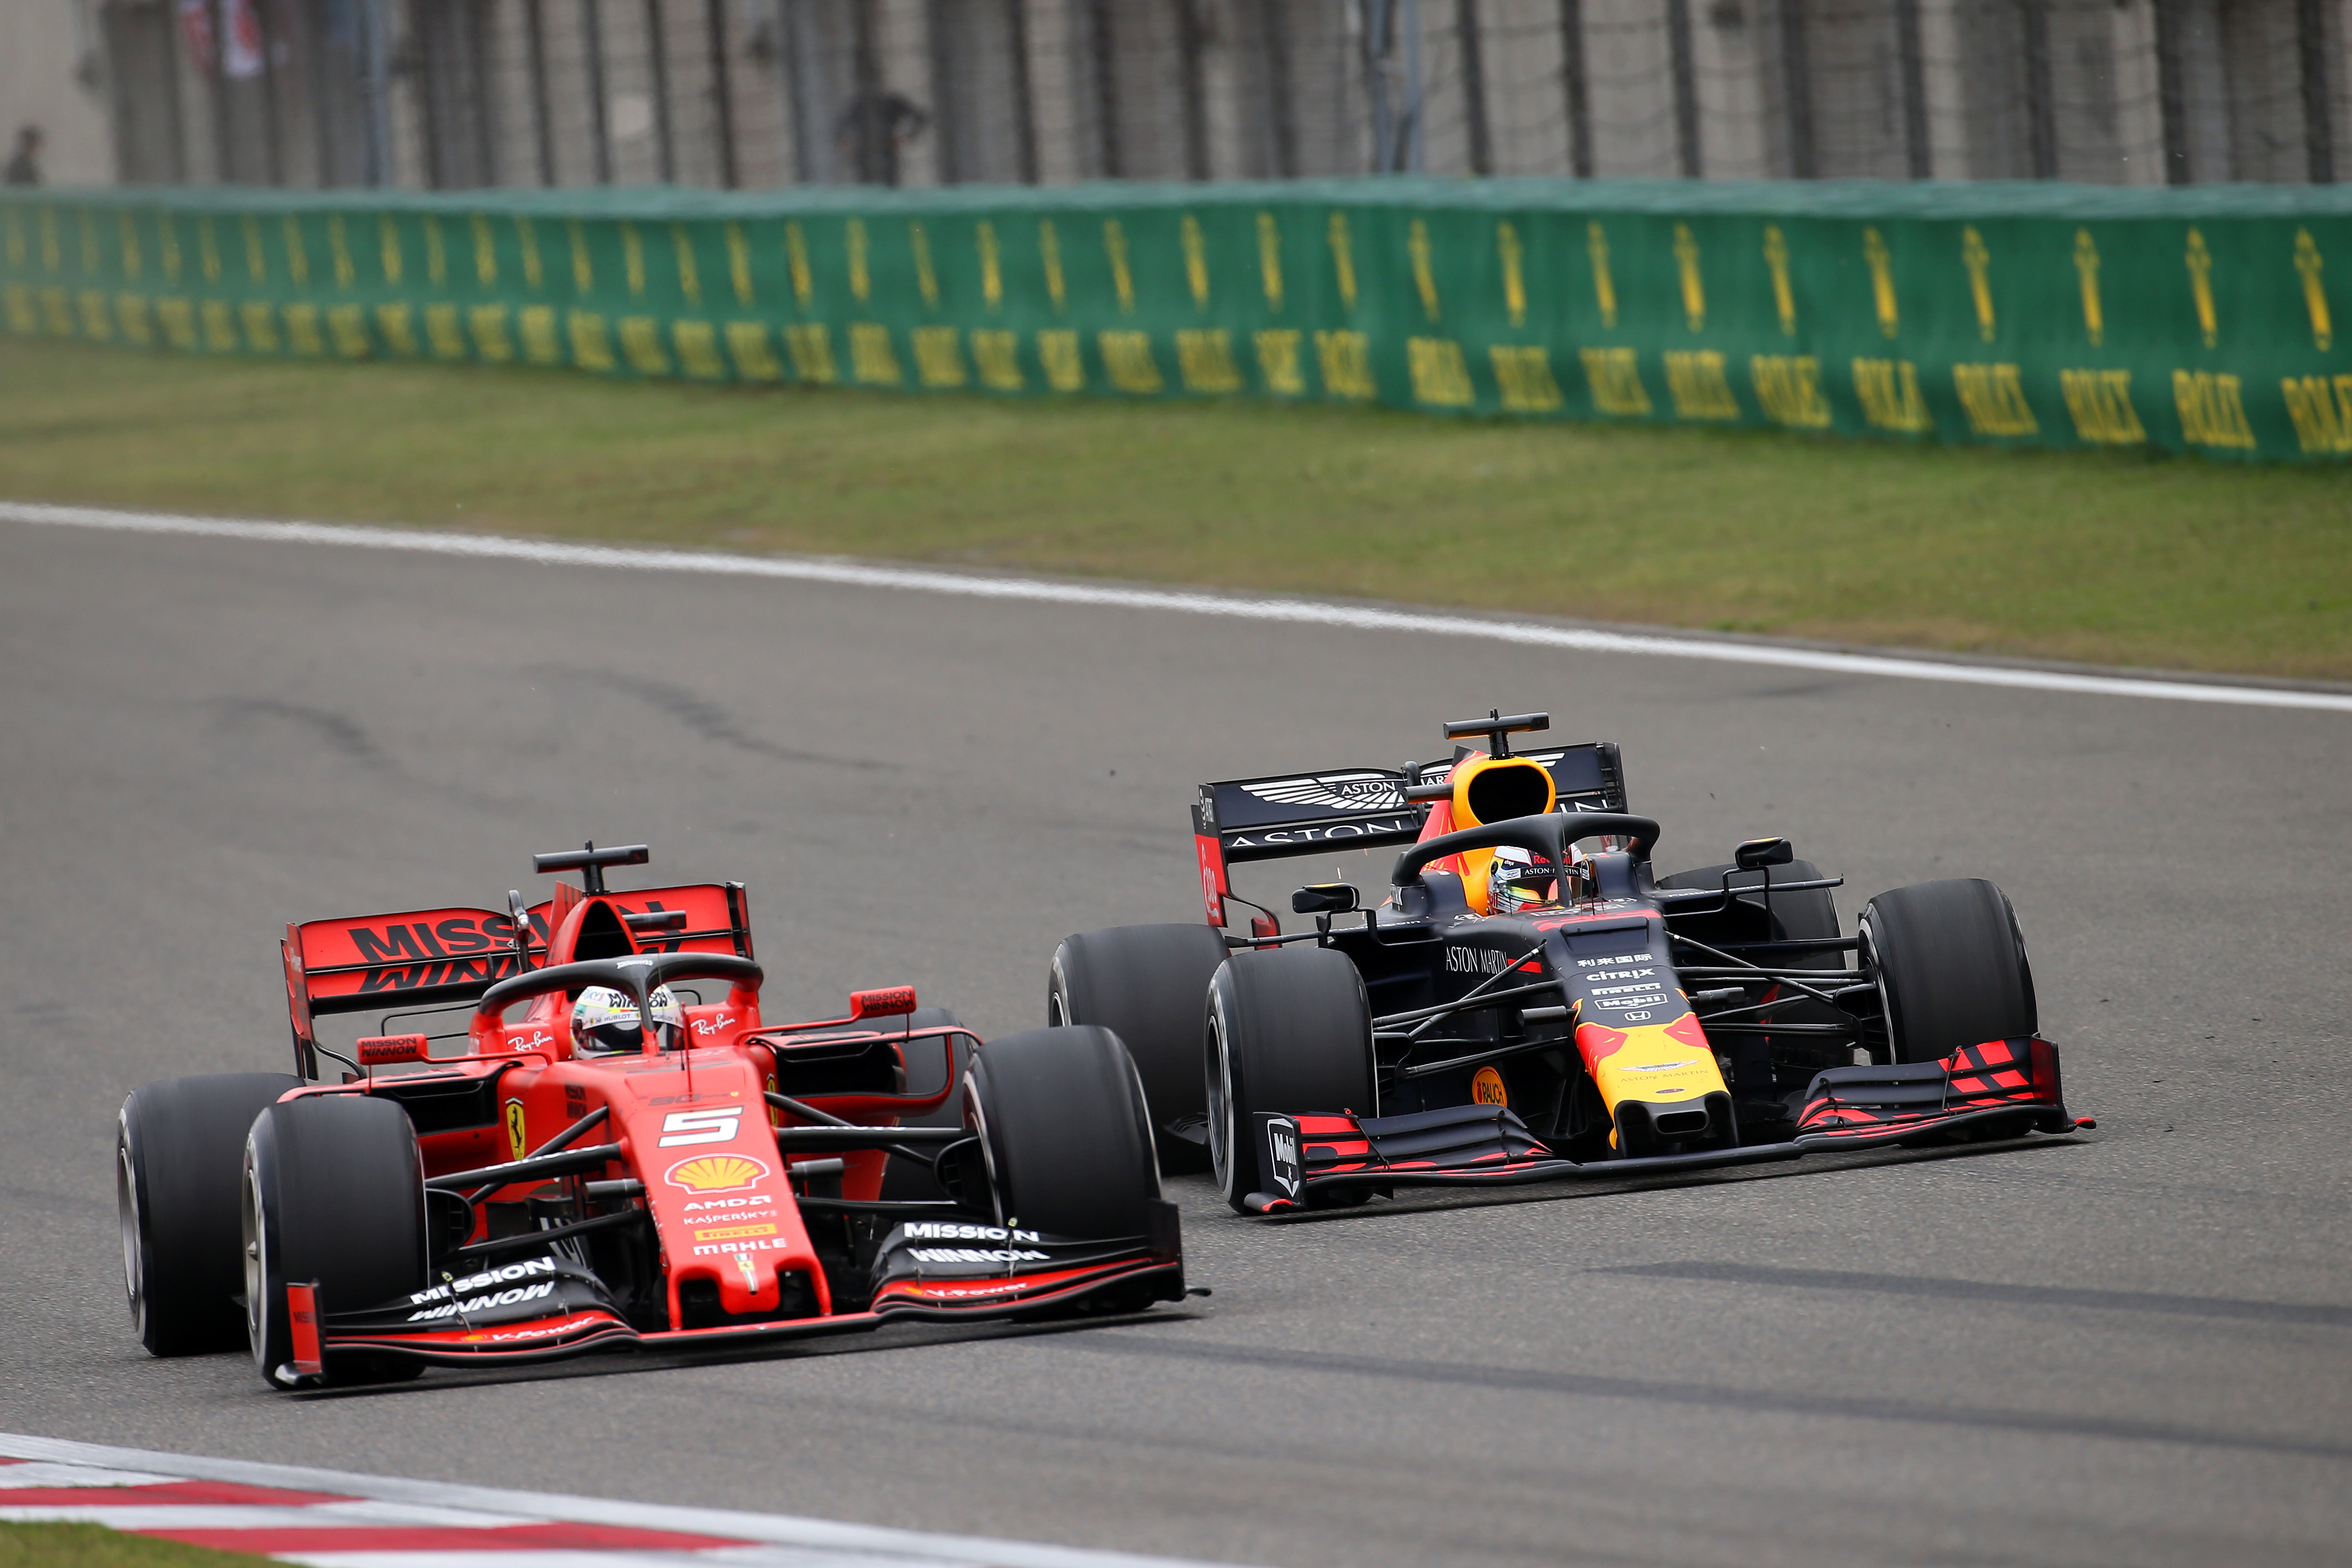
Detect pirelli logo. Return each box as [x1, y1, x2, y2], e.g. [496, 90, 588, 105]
[691, 1223, 778, 1243]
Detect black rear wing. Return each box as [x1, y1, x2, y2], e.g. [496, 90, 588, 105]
[1191, 743, 1625, 924]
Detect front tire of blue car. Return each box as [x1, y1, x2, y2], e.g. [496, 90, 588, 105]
[1206, 947, 1376, 1215]
[1861, 878, 2038, 1065]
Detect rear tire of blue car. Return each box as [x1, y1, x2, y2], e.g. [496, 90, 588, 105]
[244, 1093, 429, 1389]
[964, 1026, 1160, 1242]
[117, 1072, 302, 1357]
[1862, 878, 2038, 1066]
[1048, 924, 1232, 1174]
[1207, 948, 1376, 1214]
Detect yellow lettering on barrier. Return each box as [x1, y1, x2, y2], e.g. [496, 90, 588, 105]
[1579, 347, 1650, 416]
[200, 299, 237, 352]
[1750, 354, 1830, 428]
[329, 215, 354, 288]
[240, 300, 281, 353]
[241, 213, 266, 282]
[1961, 226, 1994, 342]
[1328, 212, 1357, 312]
[979, 221, 1004, 311]
[785, 221, 811, 308]
[470, 304, 514, 363]
[79, 209, 100, 276]
[671, 224, 701, 305]
[1039, 220, 1066, 311]
[2073, 230, 2103, 347]
[1099, 329, 1163, 393]
[1489, 345, 1563, 412]
[850, 321, 901, 385]
[1410, 219, 1440, 323]
[375, 302, 417, 357]
[119, 211, 142, 281]
[784, 323, 836, 383]
[1104, 220, 1135, 314]
[1499, 222, 1526, 329]
[622, 222, 645, 297]
[157, 297, 197, 351]
[1258, 212, 1284, 312]
[425, 215, 447, 286]
[1038, 328, 1083, 391]
[911, 221, 939, 309]
[3, 284, 34, 335]
[1315, 329, 1374, 400]
[114, 293, 153, 346]
[725, 321, 783, 381]
[2282, 374, 2352, 454]
[328, 303, 371, 358]
[568, 218, 593, 294]
[1952, 362, 2037, 436]
[1586, 222, 1617, 329]
[2172, 369, 2254, 450]
[1852, 358, 1931, 432]
[914, 324, 966, 387]
[1764, 225, 1794, 336]
[2295, 230, 2331, 351]
[1177, 328, 1243, 393]
[848, 220, 871, 303]
[78, 290, 113, 342]
[971, 328, 1022, 390]
[472, 214, 497, 286]
[378, 215, 401, 284]
[1665, 350, 1739, 420]
[568, 310, 616, 372]
[2185, 229, 2217, 348]
[1672, 224, 1705, 332]
[673, 319, 727, 380]
[1408, 338, 1473, 407]
[1183, 214, 1210, 310]
[2059, 368, 2145, 445]
[725, 221, 750, 304]
[425, 303, 466, 360]
[1863, 227, 1897, 338]
[196, 216, 220, 283]
[519, 305, 561, 364]
[621, 315, 672, 375]
[285, 303, 325, 357]
[1255, 328, 1303, 395]
[518, 216, 544, 290]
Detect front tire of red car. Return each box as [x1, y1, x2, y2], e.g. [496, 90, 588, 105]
[244, 1094, 429, 1389]
[118, 1073, 302, 1357]
[963, 1026, 1159, 1242]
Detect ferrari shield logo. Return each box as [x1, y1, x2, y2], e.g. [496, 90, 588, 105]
[1259, 1114, 1301, 1198]
[505, 1099, 528, 1162]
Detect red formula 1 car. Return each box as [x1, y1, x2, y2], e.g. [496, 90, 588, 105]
[117, 843, 1182, 1389]
[1047, 711, 2090, 1213]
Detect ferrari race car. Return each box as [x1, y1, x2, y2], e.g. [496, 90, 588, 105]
[117, 843, 1183, 1389]
[1048, 711, 2090, 1214]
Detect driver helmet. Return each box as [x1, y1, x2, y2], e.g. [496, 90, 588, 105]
[570, 984, 684, 1055]
[1486, 846, 1566, 915]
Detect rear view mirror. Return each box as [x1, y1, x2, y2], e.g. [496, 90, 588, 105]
[355, 1034, 428, 1067]
[849, 985, 919, 1021]
[1292, 883, 1361, 915]
[1735, 837, 1794, 871]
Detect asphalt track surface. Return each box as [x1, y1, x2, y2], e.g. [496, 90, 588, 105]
[2, 514, 2348, 1568]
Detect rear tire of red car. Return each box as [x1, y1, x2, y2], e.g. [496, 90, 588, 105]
[964, 1026, 1160, 1242]
[117, 1072, 302, 1357]
[1048, 923, 1231, 1174]
[1206, 947, 1376, 1214]
[244, 1094, 429, 1389]
[1862, 878, 2038, 1065]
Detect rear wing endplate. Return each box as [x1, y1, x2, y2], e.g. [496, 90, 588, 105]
[1191, 744, 1624, 925]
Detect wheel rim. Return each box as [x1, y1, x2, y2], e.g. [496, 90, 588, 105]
[1206, 1010, 1237, 1201]
[1859, 918, 1896, 1064]
[1046, 975, 1068, 1029]
[116, 1134, 144, 1334]
[240, 1148, 267, 1363]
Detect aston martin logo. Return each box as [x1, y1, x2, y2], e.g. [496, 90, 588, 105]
[1239, 773, 1404, 813]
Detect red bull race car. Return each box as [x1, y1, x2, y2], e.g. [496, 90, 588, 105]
[117, 843, 1183, 1388]
[1048, 710, 2090, 1213]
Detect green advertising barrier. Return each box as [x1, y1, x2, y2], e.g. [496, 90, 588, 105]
[6, 177, 2350, 461]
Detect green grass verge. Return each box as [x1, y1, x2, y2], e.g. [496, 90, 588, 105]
[0, 1523, 274, 1568]
[3, 337, 2345, 679]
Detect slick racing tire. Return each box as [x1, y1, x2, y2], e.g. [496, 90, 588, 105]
[1861, 878, 2038, 1066]
[118, 1072, 302, 1357]
[963, 1026, 1160, 1242]
[1207, 948, 1376, 1215]
[1049, 924, 1231, 1173]
[244, 1094, 429, 1389]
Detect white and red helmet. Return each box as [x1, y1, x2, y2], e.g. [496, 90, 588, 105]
[570, 984, 684, 1055]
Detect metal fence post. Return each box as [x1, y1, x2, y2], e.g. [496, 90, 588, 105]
[1178, 0, 1211, 179]
[2154, 0, 2190, 183]
[1895, 0, 1929, 177]
[2298, 0, 2335, 182]
[646, 0, 677, 181]
[526, 0, 559, 183]
[1006, 0, 1041, 182]
[1558, 0, 1591, 176]
[583, 0, 615, 181]
[207, 0, 233, 181]
[1780, 0, 1815, 177]
[1666, 0, 1698, 177]
[707, 0, 739, 186]
[362, 0, 393, 185]
[1088, 0, 1122, 177]
[1456, 0, 1493, 175]
[2021, 0, 2056, 177]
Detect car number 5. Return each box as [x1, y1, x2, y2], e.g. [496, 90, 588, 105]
[657, 1109, 741, 1147]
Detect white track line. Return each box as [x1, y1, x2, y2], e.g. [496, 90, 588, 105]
[0, 1433, 1262, 1568]
[5, 500, 2346, 715]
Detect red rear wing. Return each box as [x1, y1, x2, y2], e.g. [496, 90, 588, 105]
[283, 882, 752, 1077]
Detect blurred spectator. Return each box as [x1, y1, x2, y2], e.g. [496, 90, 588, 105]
[835, 92, 926, 186]
[4, 125, 40, 186]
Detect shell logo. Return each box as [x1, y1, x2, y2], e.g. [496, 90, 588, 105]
[664, 1153, 770, 1194]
